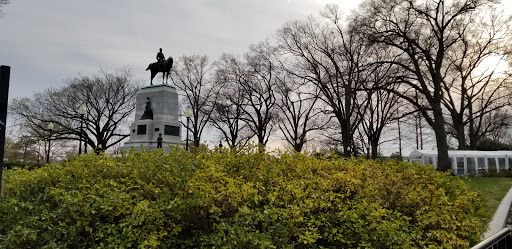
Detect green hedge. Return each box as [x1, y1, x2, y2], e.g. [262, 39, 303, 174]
[0, 147, 484, 248]
[476, 138, 512, 151]
[2, 161, 44, 170]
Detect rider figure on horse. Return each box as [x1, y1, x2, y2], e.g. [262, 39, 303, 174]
[147, 48, 172, 85]
[156, 48, 165, 71]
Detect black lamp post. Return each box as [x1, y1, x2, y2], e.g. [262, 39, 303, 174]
[185, 108, 192, 151]
[46, 122, 54, 163]
[78, 104, 86, 154]
[84, 134, 88, 154]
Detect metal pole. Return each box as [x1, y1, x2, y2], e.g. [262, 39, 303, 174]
[397, 108, 402, 159]
[0, 65, 11, 197]
[84, 113, 88, 154]
[79, 114, 83, 154]
[47, 129, 52, 163]
[186, 117, 190, 151]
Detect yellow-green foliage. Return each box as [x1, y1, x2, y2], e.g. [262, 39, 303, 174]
[0, 147, 484, 248]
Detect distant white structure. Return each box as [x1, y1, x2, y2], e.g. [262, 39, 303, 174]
[409, 150, 512, 176]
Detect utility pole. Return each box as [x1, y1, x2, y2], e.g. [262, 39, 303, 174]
[419, 117, 424, 150]
[397, 108, 402, 158]
[0, 65, 11, 197]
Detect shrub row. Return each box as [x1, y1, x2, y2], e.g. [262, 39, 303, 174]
[0, 147, 484, 248]
[2, 161, 44, 170]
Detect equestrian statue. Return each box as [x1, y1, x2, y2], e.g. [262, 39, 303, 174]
[146, 48, 173, 85]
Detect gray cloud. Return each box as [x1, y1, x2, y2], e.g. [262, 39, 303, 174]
[0, 0, 357, 99]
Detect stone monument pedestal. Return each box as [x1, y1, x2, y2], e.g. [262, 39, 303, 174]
[121, 84, 184, 152]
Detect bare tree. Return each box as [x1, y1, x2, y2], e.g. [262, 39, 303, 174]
[356, 43, 408, 159]
[171, 54, 218, 148]
[11, 68, 140, 152]
[471, 103, 512, 143]
[210, 56, 253, 149]
[274, 70, 325, 152]
[357, 0, 500, 171]
[0, 0, 11, 18]
[219, 42, 278, 148]
[5, 124, 74, 162]
[442, 6, 512, 149]
[276, 5, 369, 157]
[359, 81, 405, 158]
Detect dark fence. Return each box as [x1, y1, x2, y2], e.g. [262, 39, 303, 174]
[472, 227, 512, 249]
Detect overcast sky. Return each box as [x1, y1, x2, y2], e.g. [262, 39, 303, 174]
[0, 0, 361, 100]
[0, 0, 369, 152]
[2, 0, 508, 154]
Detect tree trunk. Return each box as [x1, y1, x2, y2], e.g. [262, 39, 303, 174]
[294, 145, 302, 153]
[371, 139, 379, 159]
[342, 126, 351, 157]
[294, 141, 304, 153]
[468, 104, 477, 149]
[455, 123, 466, 150]
[257, 134, 265, 147]
[450, 111, 466, 149]
[432, 109, 451, 172]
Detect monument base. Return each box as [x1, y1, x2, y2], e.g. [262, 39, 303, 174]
[120, 84, 184, 153]
[121, 141, 184, 153]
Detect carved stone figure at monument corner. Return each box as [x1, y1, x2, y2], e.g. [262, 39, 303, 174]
[140, 97, 153, 120]
[146, 48, 174, 85]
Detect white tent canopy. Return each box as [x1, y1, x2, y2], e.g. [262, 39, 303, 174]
[409, 150, 512, 175]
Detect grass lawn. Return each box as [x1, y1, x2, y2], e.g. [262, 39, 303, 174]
[462, 177, 512, 227]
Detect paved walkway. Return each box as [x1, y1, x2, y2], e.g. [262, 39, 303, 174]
[483, 186, 512, 239]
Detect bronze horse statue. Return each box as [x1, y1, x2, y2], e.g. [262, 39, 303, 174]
[146, 57, 173, 85]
